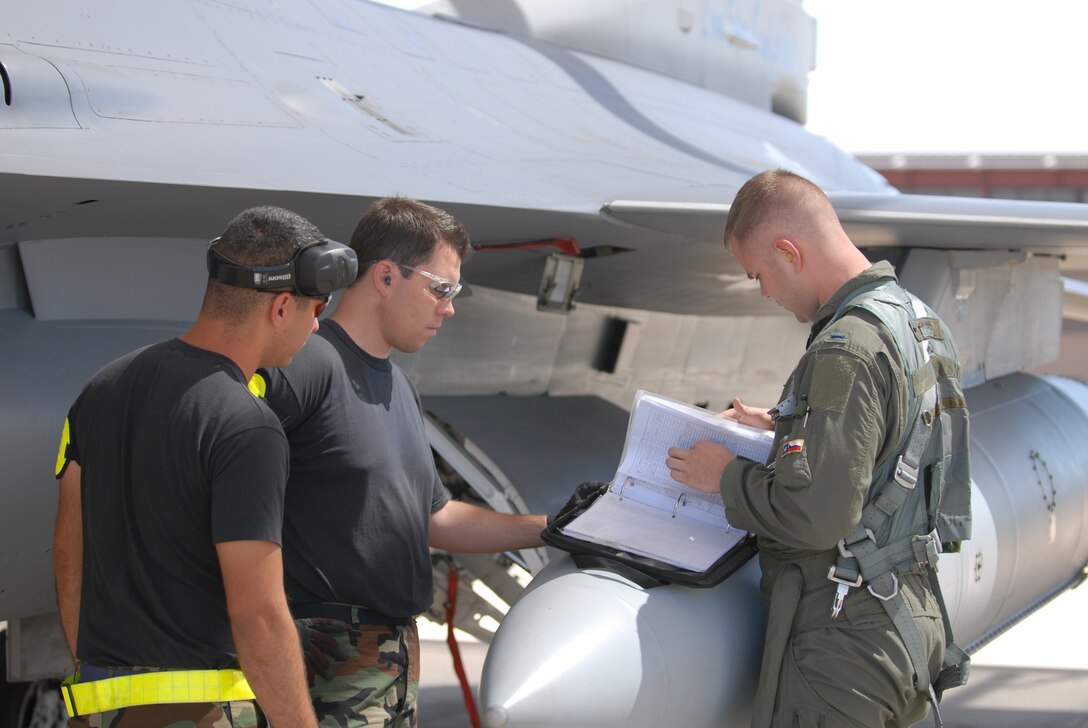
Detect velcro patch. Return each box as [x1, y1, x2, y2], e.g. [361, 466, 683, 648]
[910, 317, 945, 342]
[807, 353, 859, 413]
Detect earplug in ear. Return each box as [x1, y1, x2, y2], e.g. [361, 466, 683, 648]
[786, 252, 794, 262]
[384, 276, 392, 285]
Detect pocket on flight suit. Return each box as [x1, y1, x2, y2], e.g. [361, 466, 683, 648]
[789, 706, 829, 728]
[778, 349, 861, 490]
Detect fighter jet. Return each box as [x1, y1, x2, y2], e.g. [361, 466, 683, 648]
[2, 0, 1088, 725]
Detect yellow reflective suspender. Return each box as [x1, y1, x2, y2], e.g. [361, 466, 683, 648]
[55, 417, 71, 477]
[247, 371, 268, 398]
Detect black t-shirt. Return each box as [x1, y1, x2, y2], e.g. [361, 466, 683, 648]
[259, 320, 448, 618]
[59, 339, 289, 669]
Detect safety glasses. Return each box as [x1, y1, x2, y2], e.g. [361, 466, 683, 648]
[307, 292, 333, 317]
[398, 264, 463, 301]
[259, 290, 331, 317]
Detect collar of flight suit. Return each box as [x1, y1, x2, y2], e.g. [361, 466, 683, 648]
[808, 260, 898, 345]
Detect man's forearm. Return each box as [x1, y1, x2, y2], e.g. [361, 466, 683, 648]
[52, 548, 81, 663]
[54, 466, 83, 664]
[231, 604, 318, 728]
[430, 501, 546, 552]
[219, 539, 318, 728]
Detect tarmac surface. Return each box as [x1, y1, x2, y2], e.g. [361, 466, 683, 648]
[416, 577, 1088, 727]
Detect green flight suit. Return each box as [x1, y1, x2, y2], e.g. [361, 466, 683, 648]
[721, 262, 946, 728]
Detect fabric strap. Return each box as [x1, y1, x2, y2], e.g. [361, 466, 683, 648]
[61, 669, 255, 718]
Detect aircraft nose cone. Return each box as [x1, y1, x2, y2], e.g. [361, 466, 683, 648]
[479, 560, 667, 728]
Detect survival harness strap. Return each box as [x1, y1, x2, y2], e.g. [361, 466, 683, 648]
[61, 668, 255, 717]
[826, 292, 969, 728]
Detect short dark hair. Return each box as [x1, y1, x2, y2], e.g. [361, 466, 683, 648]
[349, 197, 471, 278]
[724, 169, 830, 250]
[204, 206, 324, 319]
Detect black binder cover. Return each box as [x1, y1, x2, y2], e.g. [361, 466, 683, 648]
[542, 486, 758, 589]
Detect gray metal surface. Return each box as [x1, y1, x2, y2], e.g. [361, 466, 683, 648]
[421, 0, 816, 123]
[0, 312, 188, 621]
[0, 0, 871, 316]
[956, 374, 1088, 635]
[7, 0, 1085, 319]
[480, 555, 764, 727]
[423, 395, 629, 516]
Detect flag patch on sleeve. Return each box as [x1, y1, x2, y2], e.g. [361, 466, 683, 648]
[782, 439, 804, 456]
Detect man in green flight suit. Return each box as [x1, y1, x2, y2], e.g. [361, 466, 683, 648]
[667, 169, 971, 728]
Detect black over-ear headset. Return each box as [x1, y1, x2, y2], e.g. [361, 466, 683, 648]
[207, 237, 358, 296]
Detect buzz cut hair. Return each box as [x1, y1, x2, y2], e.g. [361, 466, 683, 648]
[203, 205, 324, 319]
[723, 169, 833, 252]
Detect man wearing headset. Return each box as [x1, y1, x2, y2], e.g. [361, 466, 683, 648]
[53, 206, 357, 727]
[255, 197, 547, 728]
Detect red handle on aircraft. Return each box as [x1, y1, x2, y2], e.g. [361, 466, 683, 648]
[474, 237, 583, 257]
[446, 566, 482, 728]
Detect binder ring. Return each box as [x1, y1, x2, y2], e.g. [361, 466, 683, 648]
[672, 493, 686, 518]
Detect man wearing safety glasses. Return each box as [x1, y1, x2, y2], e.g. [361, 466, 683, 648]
[53, 206, 357, 727]
[254, 197, 547, 728]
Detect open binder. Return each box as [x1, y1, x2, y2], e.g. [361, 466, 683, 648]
[542, 390, 773, 588]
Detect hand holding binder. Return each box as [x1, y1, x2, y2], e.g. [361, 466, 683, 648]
[557, 391, 774, 572]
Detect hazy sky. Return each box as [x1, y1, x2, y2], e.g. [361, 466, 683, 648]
[804, 0, 1087, 154]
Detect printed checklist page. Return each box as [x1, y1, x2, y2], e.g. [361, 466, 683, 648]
[560, 390, 772, 570]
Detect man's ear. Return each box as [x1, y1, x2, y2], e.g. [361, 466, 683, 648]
[268, 291, 294, 328]
[774, 239, 800, 268]
[372, 261, 396, 294]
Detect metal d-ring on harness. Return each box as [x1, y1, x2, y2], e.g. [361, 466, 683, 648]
[824, 288, 971, 728]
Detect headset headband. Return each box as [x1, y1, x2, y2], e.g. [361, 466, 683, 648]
[207, 237, 358, 296]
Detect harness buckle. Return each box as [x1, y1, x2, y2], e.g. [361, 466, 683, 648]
[868, 573, 900, 601]
[894, 456, 918, 490]
[831, 582, 850, 619]
[913, 533, 942, 569]
[837, 528, 876, 559]
[827, 564, 863, 588]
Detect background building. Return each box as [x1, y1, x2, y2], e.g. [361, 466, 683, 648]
[857, 153, 1088, 203]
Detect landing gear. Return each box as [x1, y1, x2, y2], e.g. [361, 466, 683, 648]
[0, 631, 66, 728]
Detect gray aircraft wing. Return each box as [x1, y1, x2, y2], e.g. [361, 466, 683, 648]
[604, 193, 1088, 252]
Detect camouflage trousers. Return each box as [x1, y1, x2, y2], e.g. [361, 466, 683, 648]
[67, 700, 264, 728]
[300, 616, 420, 728]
